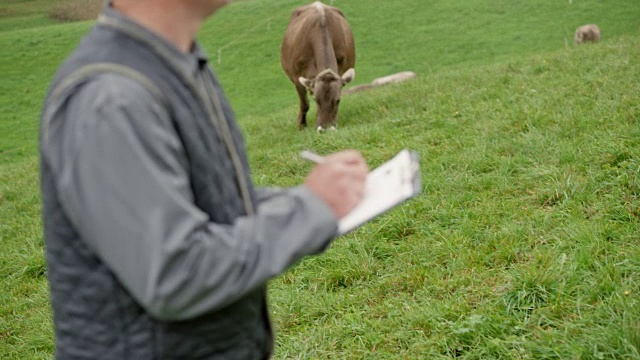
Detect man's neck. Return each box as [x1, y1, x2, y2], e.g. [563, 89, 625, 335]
[112, 1, 210, 52]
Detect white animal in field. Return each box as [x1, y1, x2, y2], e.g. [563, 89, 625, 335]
[574, 24, 601, 45]
[371, 71, 417, 86]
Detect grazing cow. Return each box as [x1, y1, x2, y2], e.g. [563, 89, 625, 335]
[574, 24, 601, 45]
[281, 1, 356, 131]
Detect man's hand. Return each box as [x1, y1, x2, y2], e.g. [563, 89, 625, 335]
[304, 150, 369, 219]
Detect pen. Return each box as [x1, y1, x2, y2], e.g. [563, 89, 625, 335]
[300, 150, 325, 164]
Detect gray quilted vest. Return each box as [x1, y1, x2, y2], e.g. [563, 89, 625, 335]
[40, 10, 272, 360]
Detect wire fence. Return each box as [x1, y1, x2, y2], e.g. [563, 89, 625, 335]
[217, 17, 273, 64]
[215, 0, 340, 64]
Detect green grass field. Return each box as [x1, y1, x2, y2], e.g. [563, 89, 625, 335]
[1, 0, 639, 358]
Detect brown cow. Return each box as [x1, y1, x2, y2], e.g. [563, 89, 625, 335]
[574, 24, 601, 45]
[281, 1, 356, 131]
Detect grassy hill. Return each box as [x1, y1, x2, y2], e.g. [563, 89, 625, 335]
[1, 0, 639, 359]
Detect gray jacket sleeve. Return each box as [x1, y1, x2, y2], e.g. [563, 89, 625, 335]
[50, 74, 338, 321]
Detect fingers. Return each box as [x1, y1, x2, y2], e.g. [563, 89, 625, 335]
[324, 150, 367, 166]
[322, 150, 368, 184]
[304, 150, 369, 219]
[324, 150, 369, 179]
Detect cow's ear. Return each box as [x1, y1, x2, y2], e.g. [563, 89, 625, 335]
[299, 76, 313, 90]
[341, 68, 355, 86]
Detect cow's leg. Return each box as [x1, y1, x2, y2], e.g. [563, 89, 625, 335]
[295, 83, 309, 129]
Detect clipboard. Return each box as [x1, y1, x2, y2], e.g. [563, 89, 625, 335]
[338, 149, 422, 234]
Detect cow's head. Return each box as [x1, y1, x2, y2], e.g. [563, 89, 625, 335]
[299, 68, 355, 131]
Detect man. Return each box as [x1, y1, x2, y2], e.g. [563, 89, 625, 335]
[39, 0, 368, 358]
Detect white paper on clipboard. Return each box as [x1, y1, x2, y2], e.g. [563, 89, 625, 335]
[338, 149, 421, 235]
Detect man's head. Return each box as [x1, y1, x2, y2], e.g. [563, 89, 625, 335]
[111, 0, 233, 51]
[112, 0, 232, 18]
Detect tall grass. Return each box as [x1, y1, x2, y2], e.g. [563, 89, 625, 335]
[0, 0, 102, 31]
[260, 37, 640, 358]
[1, 0, 639, 358]
[48, 0, 102, 23]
